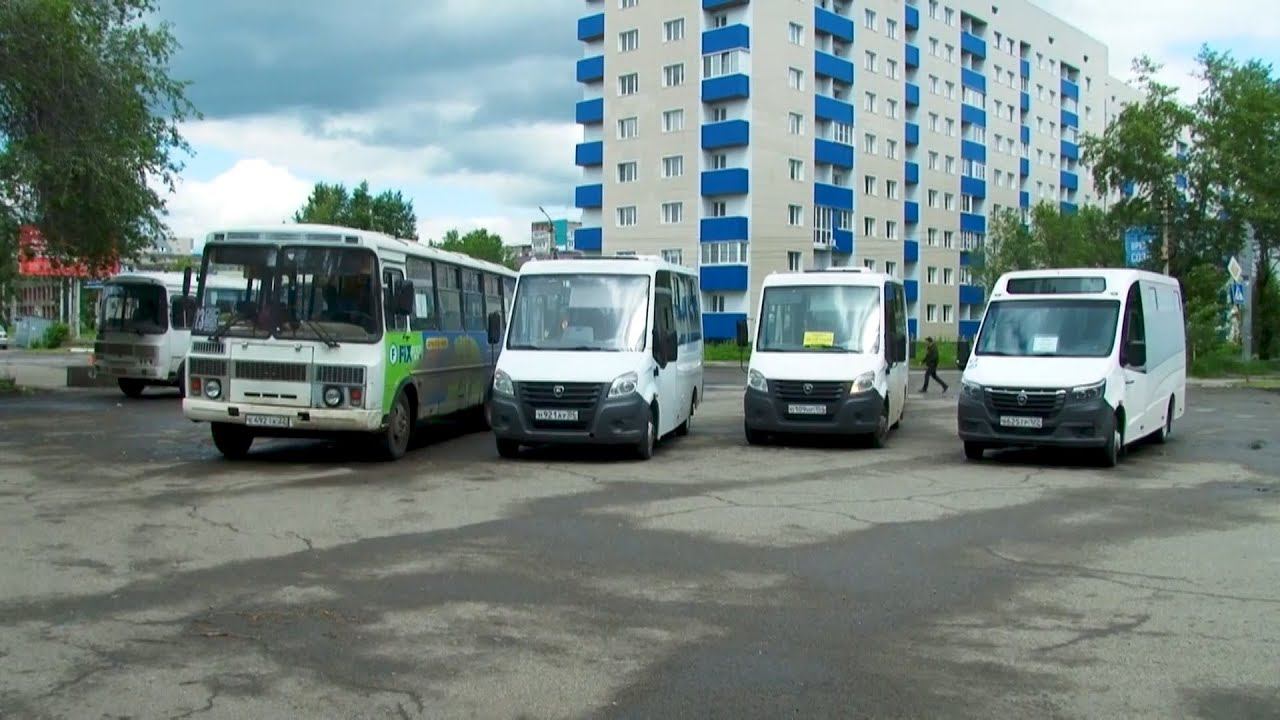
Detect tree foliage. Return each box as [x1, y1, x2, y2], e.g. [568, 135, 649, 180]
[293, 181, 418, 240]
[973, 203, 1122, 291]
[434, 228, 515, 269]
[0, 0, 198, 270]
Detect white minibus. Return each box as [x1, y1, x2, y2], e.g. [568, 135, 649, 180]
[958, 269, 1186, 467]
[740, 268, 910, 448]
[488, 256, 703, 460]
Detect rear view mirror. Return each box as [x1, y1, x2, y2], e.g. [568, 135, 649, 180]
[735, 319, 749, 347]
[487, 311, 503, 345]
[181, 266, 193, 297]
[394, 280, 415, 316]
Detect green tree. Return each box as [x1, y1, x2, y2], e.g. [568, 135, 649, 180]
[293, 181, 418, 240]
[434, 228, 515, 269]
[973, 203, 1122, 292]
[973, 207, 1036, 292]
[0, 0, 198, 269]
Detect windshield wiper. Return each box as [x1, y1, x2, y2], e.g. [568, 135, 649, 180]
[300, 319, 340, 348]
[208, 311, 250, 343]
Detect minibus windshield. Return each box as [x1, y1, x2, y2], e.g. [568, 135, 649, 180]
[100, 282, 167, 335]
[507, 274, 650, 352]
[975, 299, 1121, 358]
[757, 285, 882, 353]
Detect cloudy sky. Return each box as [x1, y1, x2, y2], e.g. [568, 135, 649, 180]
[156, 0, 1280, 247]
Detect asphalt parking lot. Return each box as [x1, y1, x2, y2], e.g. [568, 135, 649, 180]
[1, 368, 1277, 719]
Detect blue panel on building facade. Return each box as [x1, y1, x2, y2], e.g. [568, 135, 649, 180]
[960, 213, 987, 233]
[815, 51, 855, 84]
[1020, 190, 1030, 208]
[704, 313, 748, 341]
[961, 68, 987, 93]
[1060, 139, 1079, 160]
[961, 104, 987, 127]
[959, 320, 981, 338]
[575, 98, 603, 125]
[905, 44, 920, 68]
[905, 201, 920, 224]
[1060, 201, 1079, 215]
[815, 139, 855, 168]
[906, 83, 920, 107]
[702, 120, 750, 149]
[905, 161, 920, 185]
[1020, 59, 1031, 77]
[701, 168, 750, 196]
[1020, 157, 1030, 177]
[577, 13, 604, 42]
[1176, 173, 1188, 190]
[1122, 180, 1136, 197]
[576, 55, 604, 83]
[575, 184, 602, 209]
[703, 0, 748, 8]
[905, 122, 920, 146]
[961, 140, 986, 163]
[702, 74, 751, 102]
[959, 284, 985, 306]
[700, 265, 749, 292]
[573, 227, 602, 252]
[905, 4, 920, 29]
[905, 240, 920, 263]
[1021, 125, 1031, 145]
[1060, 77, 1080, 99]
[702, 24, 750, 54]
[959, 250, 972, 267]
[905, 280, 919, 303]
[700, 216, 749, 242]
[815, 6, 855, 41]
[1021, 92, 1030, 112]
[833, 229, 854, 254]
[1061, 108, 1080, 127]
[815, 95, 855, 124]
[961, 176, 987, 198]
[908, 318, 919, 338]
[814, 183, 855, 210]
[1060, 170, 1079, 191]
[961, 32, 987, 58]
[574, 141, 602, 167]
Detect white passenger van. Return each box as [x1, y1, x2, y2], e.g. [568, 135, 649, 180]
[740, 269, 910, 448]
[488, 256, 703, 460]
[958, 269, 1186, 467]
[93, 270, 242, 398]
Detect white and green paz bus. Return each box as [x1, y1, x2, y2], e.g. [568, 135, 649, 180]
[181, 224, 516, 460]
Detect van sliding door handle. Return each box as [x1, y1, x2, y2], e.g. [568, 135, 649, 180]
[1125, 379, 1135, 385]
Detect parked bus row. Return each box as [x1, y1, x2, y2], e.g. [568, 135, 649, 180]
[92, 224, 1185, 469]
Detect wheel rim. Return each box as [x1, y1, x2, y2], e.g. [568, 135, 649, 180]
[391, 399, 409, 450]
[646, 416, 655, 452]
[877, 409, 889, 441]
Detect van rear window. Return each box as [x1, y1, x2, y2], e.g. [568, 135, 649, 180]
[1006, 277, 1106, 294]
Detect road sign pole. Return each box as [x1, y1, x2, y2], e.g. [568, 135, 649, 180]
[1242, 225, 1255, 362]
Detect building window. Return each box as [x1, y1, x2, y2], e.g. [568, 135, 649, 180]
[863, 217, 876, 237]
[617, 116, 638, 139]
[886, 59, 899, 80]
[789, 22, 804, 45]
[620, 0, 637, 7]
[943, 305, 954, 323]
[710, 153, 728, 170]
[789, 67, 805, 90]
[927, 190, 939, 208]
[927, 228, 938, 246]
[788, 205, 804, 227]
[711, 12, 727, 28]
[701, 241, 749, 265]
[663, 63, 685, 87]
[865, 51, 878, 72]
[864, 9, 877, 30]
[709, 294, 726, 313]
[928, 151, 939, 170]
[662, 109, 684, 133]
[886, 18, 898, 40]
[943, 231, 954, 249]
[661, 248, 683, 265]
[616, 206, 637, 227]
[960, 194, 975, 213]
[619, 29, 639, 53]
[710, 201, 727, 217]
[886, 180, 899, 199]
[943, 267, 955, 285]
[886, 99, 899, 119]
[662, 155, 684, 178]
[661, 202, 683, 224]
[863, 133, 877, 155]
[789, 112, 804, 135]
[927, 267, 938, 284]
[617, 162, 638, 183]
[788, 251, 802, 271]
[864, 259, 877, 271]
[944, 193, 956, 211]
[886, 221, 899, 240]
[864, 92, 878, 113]
[927, 303, 938, 323]
[618, 73, 638, 96]
[789, 158, 804, 181]
[945, 156, 956, 174]
[864, 175, 878, 195]
[664, 18, 685, 42]
[834, 122, 853, 144]
[886, 140, 898, 160]
[703, 49, 745, 78]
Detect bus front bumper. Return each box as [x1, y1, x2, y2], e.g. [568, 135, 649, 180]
[487, 393, 651, 446]
[743, 387, 886, 436]
[93, 362, 175, 382]
[183, 398, 384, 433]
[957, 392, 1115, 449]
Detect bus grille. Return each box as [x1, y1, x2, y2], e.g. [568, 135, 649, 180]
[234, 361, 308, 382]
[518, 382, 603, 407]
[986, 387, 1066, 415]
[191, 341, 225, 355]
[316, 365, 366, 385]
[773, 380, 848, 402]
[189, 358, 228, 377]
[96, 342, 132, 357]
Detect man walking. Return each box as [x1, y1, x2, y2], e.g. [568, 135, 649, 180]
[921, 337, 949, 393]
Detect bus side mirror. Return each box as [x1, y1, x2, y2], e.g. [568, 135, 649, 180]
[487, 311, 503, 345]
[1125, 339, 1147, 368]
[394, 280, 415, 316]
[181, 267, 192, 297]
[735, 319, 749, 347]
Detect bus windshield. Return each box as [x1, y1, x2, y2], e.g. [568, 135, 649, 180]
[507, 274, 650, 352]
[975, 299, 1121, 358]
[100, 282, 167, 335]
[757, 285, 881, 353]
[194, 244, 381, 343]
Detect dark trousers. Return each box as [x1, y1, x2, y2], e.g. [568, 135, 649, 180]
[922, 366, 948, 392]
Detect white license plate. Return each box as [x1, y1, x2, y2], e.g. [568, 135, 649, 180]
[245, 414, 292, 429]
[787, 404, 828, 416]
[534, 408, 579, 422]
[1000, 415, 1044, 429]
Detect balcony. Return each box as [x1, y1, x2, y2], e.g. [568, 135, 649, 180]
[961, 140, 986, 162]
[1061, 77, 1080, 100]
[959, 320, 981, 338]
[1020, 125, 1031, 145]
[577, 13, 604, 42]
[905, 122, 920, 146]
[703, 24, 750, 54]
[905, 240, 920, 263]
[906, 4, 920, 29]
[1060, 201, 1079, 215]
[1020, 59, 1031, 78]
[703, 0, 748, 8]
[815, 139, 854, 168]
[905, 201, 920, 224]
[701, 168, 750, 196]
[700, 265, 748, 292]
[702, 74, 750, 102]
[576, 55, 604, 84]
[1061, 108, 1080, 127]
[961, 104, 987, 127]
[905, 161, 920, 185]
[1020, 190, 1030, 208]
[961, 68, 986, 93]
[909, 318, 918, 337]
[574, 141, 602, 167]
[959, 284, 985, 306]
[961, 31, 987, 58]
[815, 51, 855, 84]
[961, 176, 987, 198]
[905, 279, 919, 303]
[1061, 139, 1079, 160]
[960, 213, 987, 233]
[959, 250, 973, 267]
[1021, 92, 1030, 112]
[1060, 170, 1079, 191]
[573, 227, 602, 252]
[575, 184, 602, 209]
[906, 44, 920, 68]
[815, 6, 855, 42]
[906, 82, 920, 107]
[1020, 157, 1030, 177]
[704, 312, 748, 341]
[701, 216, 749, 242]
[815, 95, 855, 124]
[833, 228, 854, 254]
[575, 98, 603, 125]
[702, 120, 750, 149]
[814, 182, 854, 210]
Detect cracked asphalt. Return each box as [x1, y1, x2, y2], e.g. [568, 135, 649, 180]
[1, 368, 1278, 719]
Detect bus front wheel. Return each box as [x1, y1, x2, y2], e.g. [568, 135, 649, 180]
[118, 378, 146, 398]
[375, 392, 414, 461]
[211, 423, 253, 460]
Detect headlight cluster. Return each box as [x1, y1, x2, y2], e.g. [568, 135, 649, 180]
[746, 369, 768, 393]
[608, 372, 638, 398]
[204, 378, 222, 400]
[1071, 380, 1106, 402]
[493, 370, 514, 397]
[851, 372, 876, 395]
[961, 381, 984, 400]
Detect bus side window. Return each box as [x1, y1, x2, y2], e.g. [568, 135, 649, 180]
[407, 258, 437, 331]
[1122, 283, 1146, 368]
[437, 264, 463, 332]
[384, 268, 408, 332]
[685, 275, 702, 341]
[483, 273, 504, 331]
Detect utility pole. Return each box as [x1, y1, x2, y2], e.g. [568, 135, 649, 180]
[1161, 204, 1170, 275]
[1242, 223, 1255, 362]
[538, 206, 558, 259]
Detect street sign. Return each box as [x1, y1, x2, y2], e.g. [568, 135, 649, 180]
[1228, 256, 1243, 282]
[1230, 282, 1246, 306]
[1124, 228, 1152, 268]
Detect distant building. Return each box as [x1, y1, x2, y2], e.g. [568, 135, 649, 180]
[530, 219, 582, 253]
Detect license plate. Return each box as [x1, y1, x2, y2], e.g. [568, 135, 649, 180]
[245, 414, 292, 429]
[787, 404, 828, 416]
[1000, 415, 1043, 429]
[534, 408, 579, 422]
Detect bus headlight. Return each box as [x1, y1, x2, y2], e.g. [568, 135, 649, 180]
[746, 369, 768, 393]
[851, 372, 876, 395]
[961, 380, 984, 400]
[1071, 379, 1106, 402]
[204, 378, 222, 400]
[607, 372, 638, 398]
[493, 370, 514, 397]
[323, 386, 343, 407]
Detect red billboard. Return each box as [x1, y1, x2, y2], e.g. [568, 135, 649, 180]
[16, 225, 119, 278]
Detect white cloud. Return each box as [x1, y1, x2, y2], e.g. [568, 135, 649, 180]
[163, 158, 313, 239]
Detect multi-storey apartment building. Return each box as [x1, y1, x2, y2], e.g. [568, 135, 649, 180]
[574, 0, 1136, 341]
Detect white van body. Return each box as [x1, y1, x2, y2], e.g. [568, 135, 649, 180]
[743, 269, 910, 447]
[487, 256, 703, 460]
[958, 269, 1186, 466]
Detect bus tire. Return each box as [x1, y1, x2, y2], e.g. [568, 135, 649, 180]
[118, 378, 146, 398]
[635, 405, 657, 460]
[964, 442, 986, 461]
[376, 392, 414, 461]
[176, 363, 186, 398]
[866, 402, 890, 449]
[1154, 396, 1174, 444]
[675, 393, 695, 437]
[496, 438, 521, 459]
[211, 423, 253, 459]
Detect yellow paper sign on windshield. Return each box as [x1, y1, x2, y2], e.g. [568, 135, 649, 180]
[803, 331, 835, 348]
